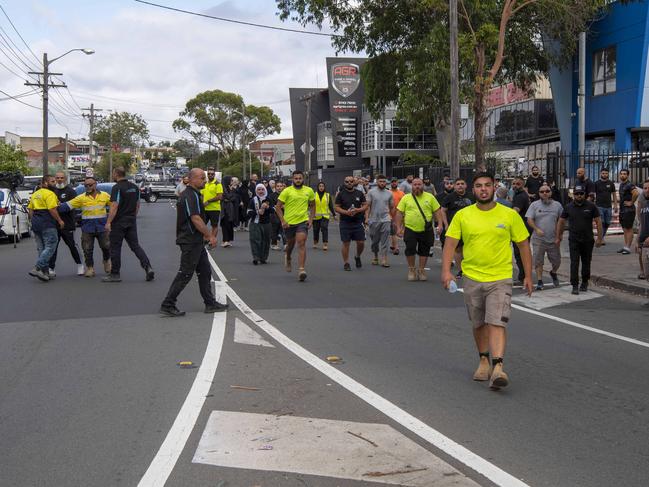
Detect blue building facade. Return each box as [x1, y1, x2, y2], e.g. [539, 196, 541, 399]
[550, 0, 649, 157]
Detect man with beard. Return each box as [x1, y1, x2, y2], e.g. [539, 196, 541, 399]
[366, 175, 394, 267]
[511, 176, 531, 284]
[335, 176, 368, 270]
[524, 165, 544, 201]
[594, 167, 617, 243]
[442, 173, 532, 391]
[201, 168, 223, 240]
[275, 171, 315, 281]
[160, 168, 228, 317]
[49, 171, 84, 277]
[617, 168, 639, 255]
[556, 184, 603, 294]
[441, 178, 474, 277]
[575, 167, 596, 201]
[399, 174, 414, 194]
[422, 177, 436, 195]
[389, 178, 405, 255]
[269, 180, 285, 250]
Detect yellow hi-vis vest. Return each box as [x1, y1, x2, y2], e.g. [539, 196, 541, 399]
[314, 192, 330, 220]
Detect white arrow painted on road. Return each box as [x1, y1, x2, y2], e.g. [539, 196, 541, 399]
[234, 318, 275, 348]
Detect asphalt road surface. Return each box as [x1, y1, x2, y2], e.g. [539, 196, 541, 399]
[1, 201, 648, 487]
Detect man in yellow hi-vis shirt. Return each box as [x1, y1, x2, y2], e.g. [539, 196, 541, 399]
[201, 168, 223, 240]
[27, 175, 65, 282]
[442, 172, 533, 391]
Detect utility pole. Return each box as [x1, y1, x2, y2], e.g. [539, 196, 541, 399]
[82, 104, 103, 167]
[25, 53, 65, 176]
[299, 91, 317, 181]
[449, 0, 461, 179]
[64, 133, 69, 180]
[578, 31, 586, 164]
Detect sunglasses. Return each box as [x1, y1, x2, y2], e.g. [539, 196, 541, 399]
[574, 192, 585, 195]
[539, 190, 550, 193]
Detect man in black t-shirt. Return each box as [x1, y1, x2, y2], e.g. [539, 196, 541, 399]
[576, 167, 596, 201]
[334, 176, 368, 270]
[524, 166, 544, 201]
[160, 168, 227, 317]
[636, 179, 649, 279]
[440, 178, 474, 275]
[594, 167, 617, 242]
[49, 171, 83, 276]
[617, 169, 639, 254]
[512, 176, 531, 283]
[103, 166, 154, 282]
[556, 184, 603, 294]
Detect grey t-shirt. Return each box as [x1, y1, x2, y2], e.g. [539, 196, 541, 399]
[525, 199, 563, 243]
[366, 187, 394, 223]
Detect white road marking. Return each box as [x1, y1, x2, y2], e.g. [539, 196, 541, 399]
[511, 287, 601, 310]
[137, 311, 227, 487]
[193, 411, 479, 486]
[208, 260, 530, 487]
[234, 318, 275, 347]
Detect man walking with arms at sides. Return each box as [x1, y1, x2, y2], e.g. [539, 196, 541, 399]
[440, 178, 474, 278]
[389, 178, 405, 255]
[399, 174, 414, 194]
[394, 178, 446, 281]
[49, 171, 84, 277]
[442, 173, 533, 390]
[636, 179, 649, 279]
[335, 176, 368, 271]
[201, 168, 223, 240]
[103, 167, 154, 283]
[269, 181, 285, 250]
[57, 177, 111, 278]
[556, 184, 603, 295]
[511, 176, 531, 285]
[366, 175, 394, 267]
[524, 165, 544, 202]
[313, 181, 335, 250]
[274, 171, 315, 282]
[526, 184, 563, 290]
[160, 169, 228, 317]
[617, 169, 639, 255]
[594, 167, 617, 244]
[27, 175, 65, 282]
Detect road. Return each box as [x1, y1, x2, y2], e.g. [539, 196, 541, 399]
[1, 201, 648, 487]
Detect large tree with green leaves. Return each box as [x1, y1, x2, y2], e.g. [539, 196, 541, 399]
[172, 89, 281, 155]
[277, 0, 624, 169]
[93, 111, 149, 150]
[0, 142, 30, 174]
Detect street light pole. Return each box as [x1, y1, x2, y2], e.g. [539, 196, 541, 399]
[449, 0, 461, 179]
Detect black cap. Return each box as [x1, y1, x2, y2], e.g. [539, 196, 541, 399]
[573, 184, 586, 193]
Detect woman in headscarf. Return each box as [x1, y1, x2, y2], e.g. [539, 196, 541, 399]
[219, 175, 240, 247]
[313, 181, 335, 250]
[247, 183, 274, 264]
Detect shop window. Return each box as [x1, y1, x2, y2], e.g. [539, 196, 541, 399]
[593, 46, 616, 96]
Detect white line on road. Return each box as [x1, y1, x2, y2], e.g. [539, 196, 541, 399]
[207, 256, 530, 487]
[137, 309, 227, 487]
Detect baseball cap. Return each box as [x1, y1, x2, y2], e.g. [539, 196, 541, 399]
[573, 184, 586, 193]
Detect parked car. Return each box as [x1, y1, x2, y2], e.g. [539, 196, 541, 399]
[0, 188, 30, 241]
[144, 182, 178, 202]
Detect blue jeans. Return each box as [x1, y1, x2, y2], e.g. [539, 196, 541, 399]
[598, 207, 612, 235]
[34, 227, 59, 271]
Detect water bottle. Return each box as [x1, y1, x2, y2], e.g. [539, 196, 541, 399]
[448, 280, 458, 293]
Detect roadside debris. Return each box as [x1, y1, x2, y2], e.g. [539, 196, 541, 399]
[346, 431, 378, 447]
[363, 467, 428, 477]
[230, 385, 260, 391]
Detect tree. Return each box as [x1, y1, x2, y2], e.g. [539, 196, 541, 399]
[0, 142, 30, 174]
[173, 89, 281, 155]
[95, 152, 132, 181]
[277, 0, 626, 169]
[93, 111, 150, 150]
[173, 139, 201, 159]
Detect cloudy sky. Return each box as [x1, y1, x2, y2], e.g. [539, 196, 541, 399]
[0, 0, 354, 144]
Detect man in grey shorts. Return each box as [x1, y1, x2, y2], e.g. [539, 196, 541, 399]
[365, 174, 395, 267]
[442, 172, 533, 390]
[526, 183, 563, 290]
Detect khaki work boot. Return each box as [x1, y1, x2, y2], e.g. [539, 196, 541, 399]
[407, 267, 417, 281]
[103, 259, 112, 274]
[323, 243, 328, 251]
[473, 357, 491, 381]
[489, 363, 509, 390]
[84, 266, 95, 278]
[418, 268, 427, 281]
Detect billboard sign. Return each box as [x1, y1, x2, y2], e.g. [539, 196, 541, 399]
[330, 62, 361, 98]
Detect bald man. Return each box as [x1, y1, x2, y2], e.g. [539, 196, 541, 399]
[160, 168, 228, 316]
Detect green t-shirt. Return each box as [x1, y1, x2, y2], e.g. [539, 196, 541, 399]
[201, 181, 223, 211]
[396, 192, 441, 232]
[278, 185, 315, 225]
[446, 203, 529, 282]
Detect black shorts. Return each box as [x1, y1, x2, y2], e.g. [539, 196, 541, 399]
[440, 228, 462, 248]
[206, 210, 220, 227]
[285, 221, 309, 240]
[404, 228, 434, 256]
[339, 221, 366, 242]
[619, 211, 635, 229]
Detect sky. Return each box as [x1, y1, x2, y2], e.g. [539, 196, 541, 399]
[0, 0, 351, 145]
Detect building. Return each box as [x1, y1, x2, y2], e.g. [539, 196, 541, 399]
[249, 138, 294, 175]
[289, 57, 439, 186]
[1, 132, 95, 171]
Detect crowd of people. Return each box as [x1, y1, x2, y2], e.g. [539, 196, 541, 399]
[22, 164, 649, 390]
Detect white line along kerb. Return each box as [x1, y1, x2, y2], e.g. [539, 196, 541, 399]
[206, 253, 530, 487]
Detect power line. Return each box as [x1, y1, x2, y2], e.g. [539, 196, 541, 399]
[68, 89, 185, 109]
[0, 87, 39, 101]
[0, 87, 40, 109]
[133, 0, 339, 38]
[0, 25, 38, 71]
[0, 4, 42, 66]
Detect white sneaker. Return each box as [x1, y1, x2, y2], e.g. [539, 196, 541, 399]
[77, 264, 85, 276]
[48, 269, 56, 279]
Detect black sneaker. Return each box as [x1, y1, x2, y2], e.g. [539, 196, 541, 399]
[343, 262, 351, 271]
[355, 256, 362, 268]
[145, 267, 155, 281]
[102, 274, 122, 283]
[160, 306, 186, 317]
[253, 260, 258, 265]
[456, 270, 463, 279]
[536, 281, 544, 291]
[620, 249, 631, 255]
[571, 286, 579, 295]
[550, 271, 560, 288]
[204, 302, 228, 313]
[579, 282, 588, 292]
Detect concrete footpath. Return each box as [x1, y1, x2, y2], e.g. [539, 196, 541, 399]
[555, 234, 649, 297]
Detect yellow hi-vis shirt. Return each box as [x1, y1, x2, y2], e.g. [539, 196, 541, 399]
[27, 187, 58, 210]
[65, 191, 111, 233]
[278, 185, 315, 225]
[396, 192, 440, 232]
[446, 203, 529, 282]
[202, 181, 223, 211]
[314, 192, 331, 220]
